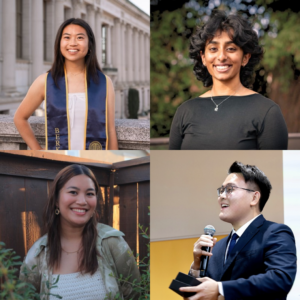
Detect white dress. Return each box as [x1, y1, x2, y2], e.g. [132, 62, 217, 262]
[68, 93, 86, 150]
[49, 270, 107, 300]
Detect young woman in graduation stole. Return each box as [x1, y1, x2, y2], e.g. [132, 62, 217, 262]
[14, 18, 118, 150]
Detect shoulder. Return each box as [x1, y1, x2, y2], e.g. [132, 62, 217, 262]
[104, 75, 114, 90]
[263, 219, 294, 234]
[259, 218, 295, 243]
[176, 97, 202, 112]
[30, 73, 48, 90]
[97, 223, 124, 239]
[24, 234, 47, 264]
[242, 93, 279, 108]
[36, 73, 48, 85]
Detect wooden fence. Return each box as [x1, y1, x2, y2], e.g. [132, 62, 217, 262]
[0, 152, 150, 267]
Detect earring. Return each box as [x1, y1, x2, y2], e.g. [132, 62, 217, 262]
[55, 208, 60, 215]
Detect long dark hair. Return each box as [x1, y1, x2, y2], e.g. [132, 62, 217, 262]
[190, 10, 264, 88]
[49, 18, 102, 87]
[44, 164, 100, 274]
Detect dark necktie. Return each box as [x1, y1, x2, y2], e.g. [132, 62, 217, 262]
[226, 233, 239, 260]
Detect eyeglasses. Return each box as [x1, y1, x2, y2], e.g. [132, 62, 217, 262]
[217, 185, 256, 197]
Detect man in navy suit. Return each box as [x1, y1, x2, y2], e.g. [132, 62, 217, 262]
[180, 162, 297, 300]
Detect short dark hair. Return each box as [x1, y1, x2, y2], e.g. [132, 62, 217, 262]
[189, 10, 263, 87]
[228, 161, 272, 211]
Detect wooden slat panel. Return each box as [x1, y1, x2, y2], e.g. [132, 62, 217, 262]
[112, 156, 150, 169]
[0, 153, 110, 185]
[96, 186, 107, 224]
[119, 183, 137, 254]
[115, 164, 150, 185]
[0, 175, 26, 260]
[138, 181, 150, 265]
[23, 178, 48, 252]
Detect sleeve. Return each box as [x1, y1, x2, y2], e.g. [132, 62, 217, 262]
[106, 236, 141, 300]
[19, 246, 42, 293]
[258, 105, 288, 150]
[222, 225, 297, 300]
[169, 107, 184, 149]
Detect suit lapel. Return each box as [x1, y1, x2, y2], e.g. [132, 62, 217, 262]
[208, 234, 230, 280]
[221, 215, 265, 278]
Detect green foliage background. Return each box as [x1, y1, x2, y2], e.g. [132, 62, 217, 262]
[151, 0, 300, 138]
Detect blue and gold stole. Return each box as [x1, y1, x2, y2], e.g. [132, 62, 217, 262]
[44, 68, 108, 150]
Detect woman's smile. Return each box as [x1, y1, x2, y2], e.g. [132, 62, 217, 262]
[201, 30, 250, 83]
[58, 174, 97, 226]
[60, 24, 89, 61]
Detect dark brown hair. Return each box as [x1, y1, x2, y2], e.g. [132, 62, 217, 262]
[190, 10, 264, 87]
[49, 18, 102, 87]
[44, 164, 100, 274]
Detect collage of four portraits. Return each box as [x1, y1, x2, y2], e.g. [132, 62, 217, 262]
[0, 0, 300, 299]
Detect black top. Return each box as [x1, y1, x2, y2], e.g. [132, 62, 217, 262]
[169, 94, 288, 150]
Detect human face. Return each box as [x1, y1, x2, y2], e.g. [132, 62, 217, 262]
[60, 24, 89, 62]
[57, 174, 97, 228]
[201, 31, 251, 85]
[218, 173, 257, 230]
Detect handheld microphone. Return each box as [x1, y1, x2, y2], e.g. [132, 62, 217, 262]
[199, 225, 215, 277]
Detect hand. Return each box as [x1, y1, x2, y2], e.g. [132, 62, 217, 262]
[181, 277, 219, 300]
[192, 235, 217, 270]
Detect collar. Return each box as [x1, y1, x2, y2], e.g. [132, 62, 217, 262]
[232, 214, 262, 238]
[33, 223, 124, 258]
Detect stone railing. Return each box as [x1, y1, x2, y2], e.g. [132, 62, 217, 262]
[150, 135, 300, 150]
[0, 115, 149, 150]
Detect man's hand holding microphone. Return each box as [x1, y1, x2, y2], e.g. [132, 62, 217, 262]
[180, 226, 223, 300]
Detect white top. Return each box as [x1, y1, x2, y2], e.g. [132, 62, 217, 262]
[49, 270, 107, 300]
[68, 93, 86, 150]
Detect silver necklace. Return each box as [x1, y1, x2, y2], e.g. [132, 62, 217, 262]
[210, 87, 240, 111]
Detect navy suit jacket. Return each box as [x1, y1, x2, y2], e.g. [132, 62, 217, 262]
[206, 215, 297, 300]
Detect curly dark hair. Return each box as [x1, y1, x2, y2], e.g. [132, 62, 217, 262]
[190, 10, 264, 87]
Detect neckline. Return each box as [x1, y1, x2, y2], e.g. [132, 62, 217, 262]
[198, 93, 259, 99]
[69, 92, 85, 95]
[52, 271, 81, 276]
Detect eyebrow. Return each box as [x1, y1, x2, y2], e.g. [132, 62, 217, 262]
[207, 41, 235, 45]
[66, 186, 95, 191]
[63, 33, 86, 36]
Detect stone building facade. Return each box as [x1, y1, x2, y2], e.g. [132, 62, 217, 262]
[0, 0, 150, 119]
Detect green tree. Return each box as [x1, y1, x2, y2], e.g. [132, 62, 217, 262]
[151, 0, 300, 138]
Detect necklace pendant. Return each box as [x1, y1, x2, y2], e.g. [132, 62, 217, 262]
[215, 107, 218, 111]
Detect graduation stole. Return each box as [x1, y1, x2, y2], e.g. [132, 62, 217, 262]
[44, 67, 108, 150]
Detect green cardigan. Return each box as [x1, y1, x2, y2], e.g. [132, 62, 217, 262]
[19, 223, 140, 300]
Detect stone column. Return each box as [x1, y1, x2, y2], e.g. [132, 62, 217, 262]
[95, 11, 102, 67]
[31, 0, 44, 81]
[120, 22, 126, 84]
[73, 0, 82, 18]
[2, 0, 16, 92]
[87, 5, 95, 33]
[112, 19, 122, 117]
[106, 25, 112, 67]
[140, 31, 145, 83]
[112, 20, 121, 76]
[146, 33, 150, 82]
[127, 24, 133, 83]
[55, 0, 64, 34]
[133, 28, 139, 84]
